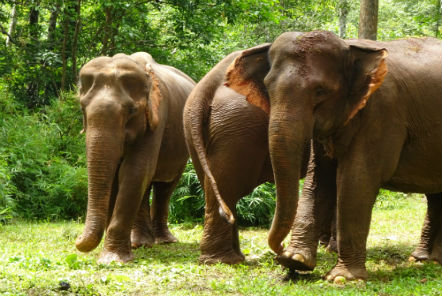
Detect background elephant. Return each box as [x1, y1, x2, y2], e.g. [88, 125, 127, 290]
[183, 45, 326, 264]
[75, 52, 195, 263]
[226, 31, 441, 281]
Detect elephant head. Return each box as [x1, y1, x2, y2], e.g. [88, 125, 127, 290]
[75, 52, 164, 252]
[226, 31, 388, 254]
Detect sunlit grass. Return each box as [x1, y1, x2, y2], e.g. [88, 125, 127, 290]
[0, 193, 440, 295]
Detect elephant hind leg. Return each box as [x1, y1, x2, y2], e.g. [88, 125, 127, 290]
[151, 173, 184, 244]
[131, 185, 155, 249]
[428, 193, 442, 264]
[410, 193, 442, 264]
[199, 176, 245, 265]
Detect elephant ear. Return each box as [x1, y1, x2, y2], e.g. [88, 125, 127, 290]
[129, 52, 162, 131]
[345, 44, 388, 124]
[145, 63, 162, 131]
[225, 43, 271, 113]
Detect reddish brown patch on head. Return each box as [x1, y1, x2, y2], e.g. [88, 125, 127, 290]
[225, 58, 269, 113]
[145, 65, 162, 130]
[224, 44, 271, 114]
[345, 49, 388, 125]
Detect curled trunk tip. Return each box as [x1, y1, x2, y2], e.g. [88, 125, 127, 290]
[76, 229, 104, 252]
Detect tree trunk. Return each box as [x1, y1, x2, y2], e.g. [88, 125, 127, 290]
[435, 0, 442, 37]
[47, 2, 60, 48]
[339, 0, 349, 38]
[358, 0, 378, 40]
[71, 0, 81, 82]
[61, 12, 69, 91]
[101, 7, 113, 55]
[6, 2, 17, 47]
[29, 0, 40, 40]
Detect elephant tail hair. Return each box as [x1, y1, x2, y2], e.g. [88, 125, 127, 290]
[184, 51, 243, 225]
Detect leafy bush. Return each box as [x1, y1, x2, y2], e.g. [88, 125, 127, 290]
[169, 161, 277, 227]
[237, 183, 276, 227]
[0, 91, 87, 222]
[169, 162, 205, 224]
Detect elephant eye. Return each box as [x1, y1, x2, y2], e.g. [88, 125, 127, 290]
[315, 86, 327, 97]
[79, 74, 94, 94]
[121, 75, 145, 98]
[128, 106, 137, 116]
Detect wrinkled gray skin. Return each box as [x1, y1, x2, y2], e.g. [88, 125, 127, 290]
[226, 31, 441, 281]
[76, 52, 195, 263]
[183, 45, 332, 264]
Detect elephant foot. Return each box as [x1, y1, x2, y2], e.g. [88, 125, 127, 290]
[411, 245, 442, 265]
[276, 251, 316, 271]
[130, 231, 154, 249]
[154, 229, 178, 244]
[75, 232, 102, 253]
[325, 263, 368, 282]
[326, 237, 337, 253]
[199, 250, 245, 265]
[409, 247, 430, 262]
[430, 245, 442, 264]
[98, 249, 134, 264]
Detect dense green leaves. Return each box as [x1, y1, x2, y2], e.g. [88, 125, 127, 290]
[0, 91, 86, 221]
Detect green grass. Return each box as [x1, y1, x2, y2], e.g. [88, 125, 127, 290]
[1, 194, 441, 295]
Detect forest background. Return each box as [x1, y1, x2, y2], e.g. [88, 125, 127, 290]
[0, 0, 441, 225]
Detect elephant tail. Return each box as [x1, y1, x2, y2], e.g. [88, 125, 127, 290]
[183, 51, 242, 225]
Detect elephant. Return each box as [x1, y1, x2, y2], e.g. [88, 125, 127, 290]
[75, 52, 195, 263]
[225, 31, 442, 281]
[183, 45, 328, 264]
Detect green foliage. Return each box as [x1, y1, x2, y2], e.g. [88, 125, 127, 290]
[169, 164, 277, 227]
[237, 183, 276, 227]
[0, 92, 87, 222]
[169, 161, 205, 224]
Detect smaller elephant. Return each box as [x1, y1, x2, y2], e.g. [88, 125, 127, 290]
[183, 45, 321, 264]
[76, 52, 195, 263]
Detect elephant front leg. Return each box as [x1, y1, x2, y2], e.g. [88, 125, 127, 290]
[151, 176, 183, 244]
[325, 164, 380, 282]
[278, 142, 337, 271]
[99, 157, 156, 263]
[410, 193, 442, 264]
[199, 177, 244, 265]
[131, 185, 155, 249]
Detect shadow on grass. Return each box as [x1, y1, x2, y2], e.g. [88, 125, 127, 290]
[366, 243, 415, 264]
[133, 241, 200, 264]
[282, 269, 324, 283]
[368, 260, 442, 283]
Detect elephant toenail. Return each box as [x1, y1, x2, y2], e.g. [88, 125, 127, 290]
[293, 253, 305, 263]
[334, 276, 346, 284]
[282, 251, 293, 258]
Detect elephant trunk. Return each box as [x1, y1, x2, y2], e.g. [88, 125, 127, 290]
[76, 129, 122, 252]
[267, 103, 313, 254]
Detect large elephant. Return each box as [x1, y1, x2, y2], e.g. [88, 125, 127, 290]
[76, 52, 195, 263]
[226, 31, 442, 281]
[183, 45, 319, 264]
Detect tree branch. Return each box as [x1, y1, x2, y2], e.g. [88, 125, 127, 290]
[0, 24, 19, 46]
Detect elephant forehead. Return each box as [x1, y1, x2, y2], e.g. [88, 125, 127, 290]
[81, 58, 146, 82]
[272, 31, 346, 61]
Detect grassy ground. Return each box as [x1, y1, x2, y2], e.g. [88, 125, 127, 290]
[0, 193, 441, 295]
